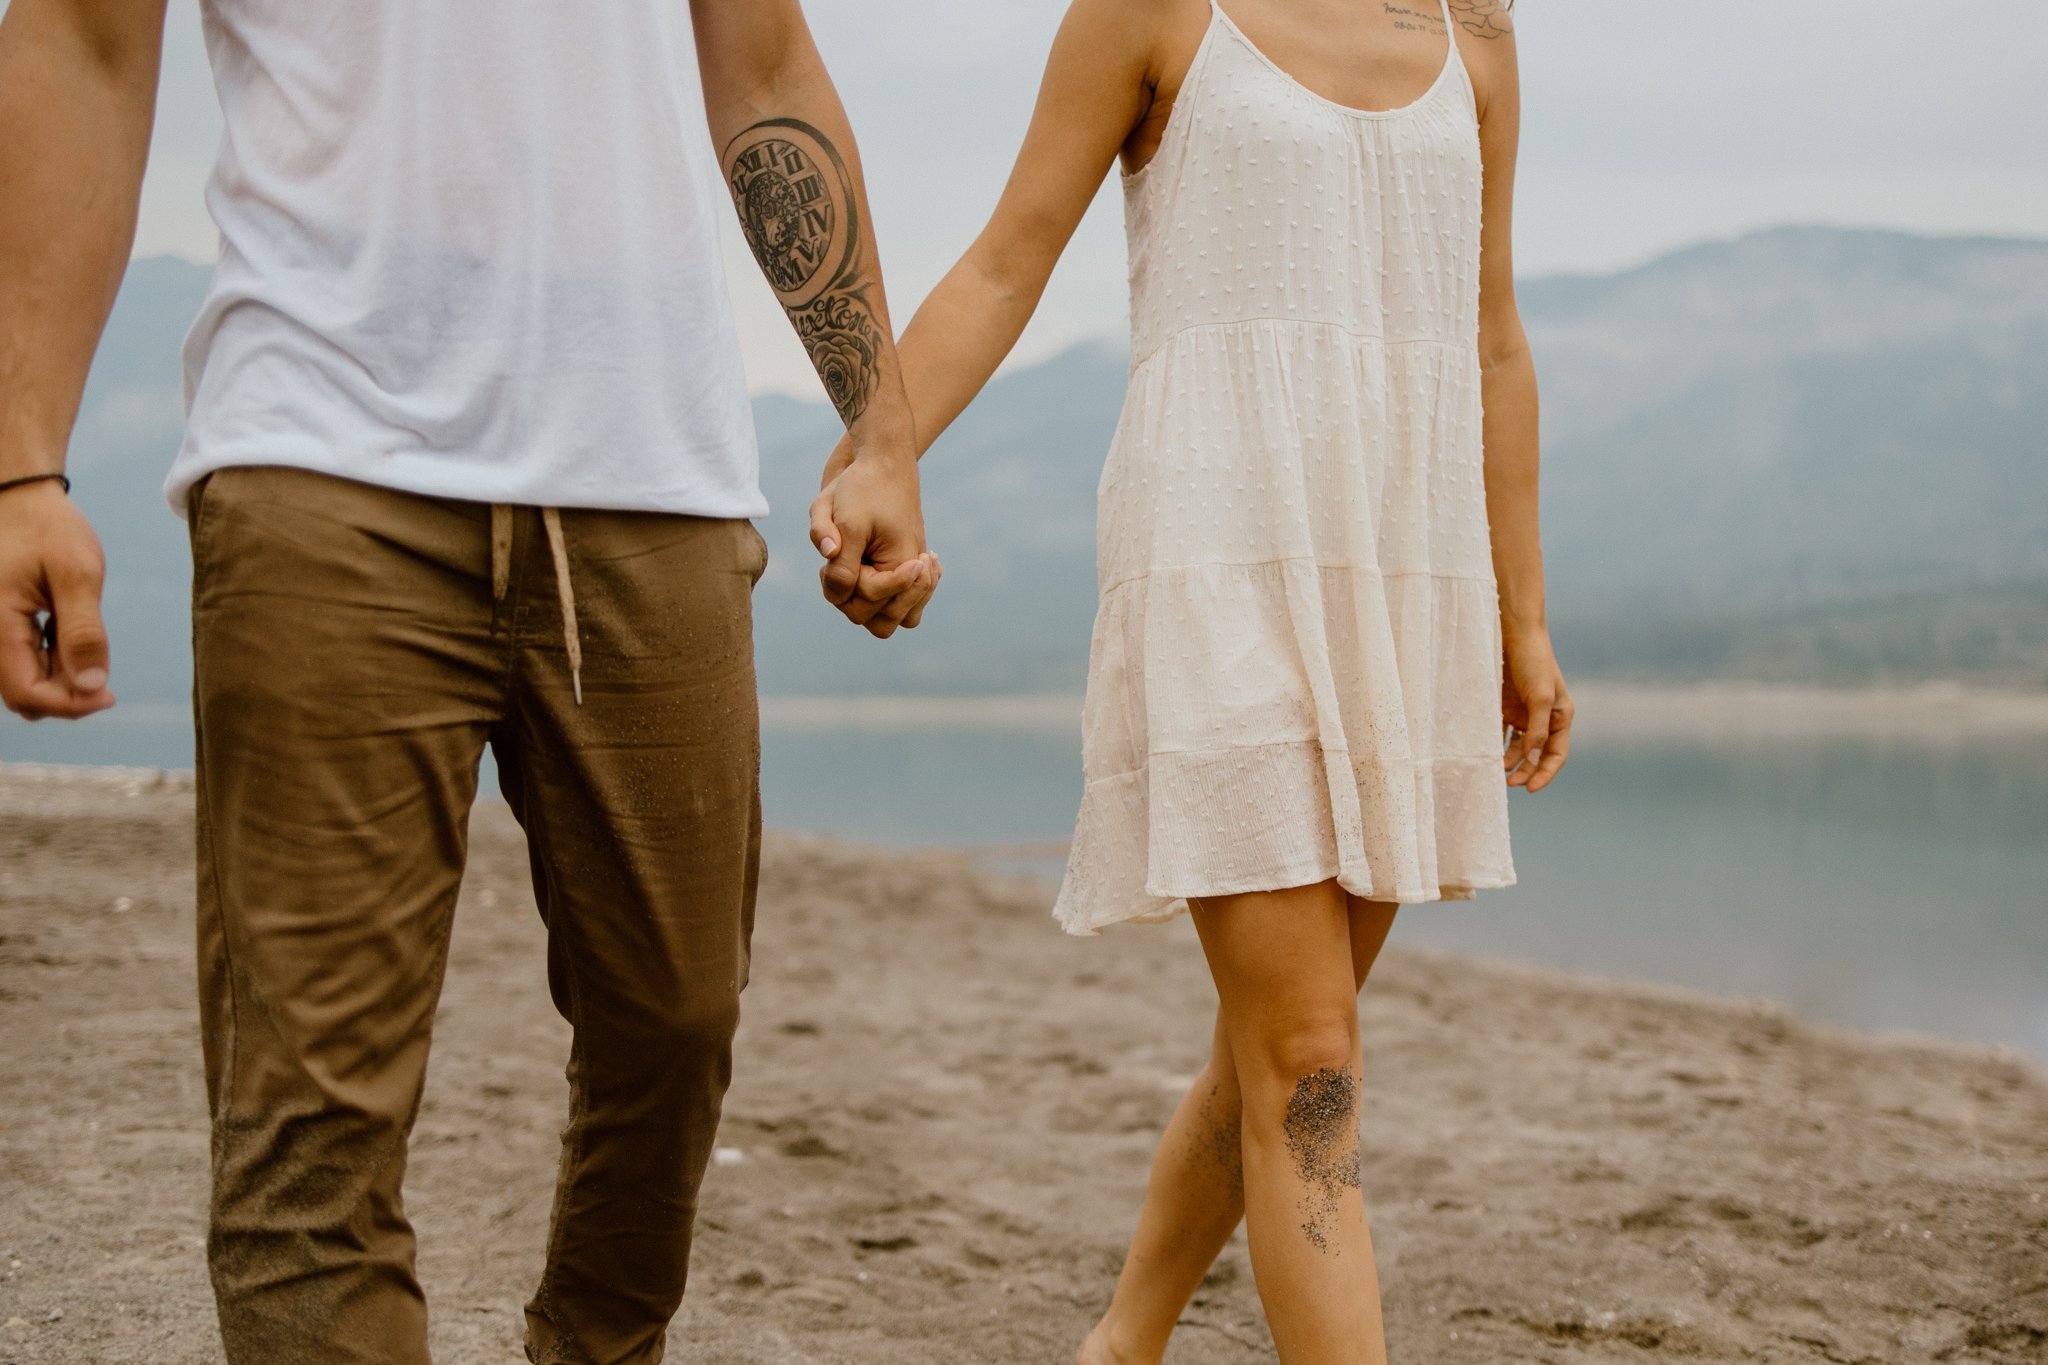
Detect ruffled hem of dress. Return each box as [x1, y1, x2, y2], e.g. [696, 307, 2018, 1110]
[1054, 875, 1514, 939]
[1049, 740, 1516, 937]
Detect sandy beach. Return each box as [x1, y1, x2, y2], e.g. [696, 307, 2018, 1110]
[1, 762, 2043, 1364]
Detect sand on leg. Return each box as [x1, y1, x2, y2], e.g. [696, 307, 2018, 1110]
[1080, 897, 1396, 1363]
[1198, 881, 1387, 1364]
[1081, 910, 1401, 1363]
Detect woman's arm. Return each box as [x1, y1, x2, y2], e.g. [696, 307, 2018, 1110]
[807, 0, 1166, 627]
[891, 0, 1160, 454]
[692, 0, 933, 635]
[1464, 5, 1574, 791]
[849, 0, 1162, 473]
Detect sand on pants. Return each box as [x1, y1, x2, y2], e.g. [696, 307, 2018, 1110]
[1, 764, 2043, 1363]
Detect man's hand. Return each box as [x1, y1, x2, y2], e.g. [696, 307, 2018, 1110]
[694, 3, 944, 639]
[0, 480, 113, 720]
[808, 442, 940, 639]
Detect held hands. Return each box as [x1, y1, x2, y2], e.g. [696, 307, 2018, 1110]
[1502, 627, 1572, 793]
[808, 438, 942, 639]
[0, 481, 114, 721]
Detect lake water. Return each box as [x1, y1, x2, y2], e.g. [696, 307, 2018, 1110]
[6, 697, 2045, 1061]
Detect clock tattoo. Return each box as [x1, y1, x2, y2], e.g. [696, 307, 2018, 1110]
[725, 118, 881, 426]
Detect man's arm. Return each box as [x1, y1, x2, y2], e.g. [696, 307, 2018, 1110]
[690, 0, 935, 639]
[0, 0, 168, 720]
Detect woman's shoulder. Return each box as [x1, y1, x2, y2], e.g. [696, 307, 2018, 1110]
[1094, 0, 1215, 174]
[1149, 0, 1218, 85]
[1447, 0, 1518, 74]
[1056, 0, 1212, 62]
[1447, 0, 1518, 116]
[1053, 0, 1213, 104]
[1448, 0, 1516, 42]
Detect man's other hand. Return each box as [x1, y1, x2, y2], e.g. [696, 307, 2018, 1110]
[0, 481, 113, 720]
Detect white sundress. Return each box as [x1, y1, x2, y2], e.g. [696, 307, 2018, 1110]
[1052, 0, 1518, 935]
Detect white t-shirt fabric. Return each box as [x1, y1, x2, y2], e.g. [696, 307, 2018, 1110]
[165, 0, 765, 519]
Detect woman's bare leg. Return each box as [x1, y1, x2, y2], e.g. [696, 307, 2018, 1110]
[1080, 890, 1398, 1365]
[1077, 1012, 1245, 1364]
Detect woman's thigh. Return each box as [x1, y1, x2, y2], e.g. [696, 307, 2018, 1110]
[1347, 899, 1399, 991]
[1191, 881, 1360, 1081]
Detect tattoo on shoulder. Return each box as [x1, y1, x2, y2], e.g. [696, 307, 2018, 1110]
[1383, 2, 1447, 33]
[1448, 0, 1513, 40]
[723, 118, 882, 427]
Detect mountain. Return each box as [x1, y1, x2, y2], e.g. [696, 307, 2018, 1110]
[17, 227, 2048, 726]
[1529, 228, 2048, 627]
[756, 227, 2048, 692]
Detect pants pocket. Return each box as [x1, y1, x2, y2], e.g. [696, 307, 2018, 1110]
[744, 520, 770, 587]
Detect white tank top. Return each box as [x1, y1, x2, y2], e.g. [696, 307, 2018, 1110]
[166, 0, 764, 519]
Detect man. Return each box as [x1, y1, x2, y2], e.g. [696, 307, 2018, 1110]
[0, 0, 936, 1359]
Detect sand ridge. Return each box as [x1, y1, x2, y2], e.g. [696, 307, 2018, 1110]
[0, 764, 2043, 1362]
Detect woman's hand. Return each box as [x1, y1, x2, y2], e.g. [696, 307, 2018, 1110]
[808, 438, 941, 639]
[1501, 628, 1572, 793]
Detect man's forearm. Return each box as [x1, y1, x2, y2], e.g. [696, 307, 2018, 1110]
[695, 5, 916, 458]
[0, 0, 166, 480]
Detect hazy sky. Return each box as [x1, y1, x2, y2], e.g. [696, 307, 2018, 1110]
[98, 0, 2048, 394]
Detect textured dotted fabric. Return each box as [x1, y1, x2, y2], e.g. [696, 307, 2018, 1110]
[1053, 0, 1517, 935]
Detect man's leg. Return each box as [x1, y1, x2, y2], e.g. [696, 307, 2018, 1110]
[497, 510, 767, 1365]
[191, 468, 503, 1364]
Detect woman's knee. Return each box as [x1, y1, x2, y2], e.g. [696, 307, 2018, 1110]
[1228, 1011, 1359, 1097]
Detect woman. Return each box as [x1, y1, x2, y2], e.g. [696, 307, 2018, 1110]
[818, 0, 1570, 1357]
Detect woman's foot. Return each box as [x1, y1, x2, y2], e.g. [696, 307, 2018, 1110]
[1076, 1319, 1151, 1365]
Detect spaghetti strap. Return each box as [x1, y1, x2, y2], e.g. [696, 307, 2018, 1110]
[1438, 0, 1461, 64]
[1437, 0, 1474, 92]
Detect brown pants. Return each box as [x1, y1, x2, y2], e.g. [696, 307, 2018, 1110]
[189, 467, 767, 1364]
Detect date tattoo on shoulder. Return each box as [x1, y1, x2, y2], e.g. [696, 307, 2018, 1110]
[724, 118, 882, 428]
[1449, 0, 1513, 40]
[1383, 2, 1447, 33]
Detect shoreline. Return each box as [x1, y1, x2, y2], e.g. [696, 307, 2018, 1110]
[1, 760, 2037, 1075]
[766, 680, 2048, 736]
[9, 680, 2046, 747]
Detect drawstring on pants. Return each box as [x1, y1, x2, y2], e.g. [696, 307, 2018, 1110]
[541, 508, 583, 705]
[490, 503, 584, 706]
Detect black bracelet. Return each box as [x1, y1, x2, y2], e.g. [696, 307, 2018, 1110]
[0, 472, 70, 497]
